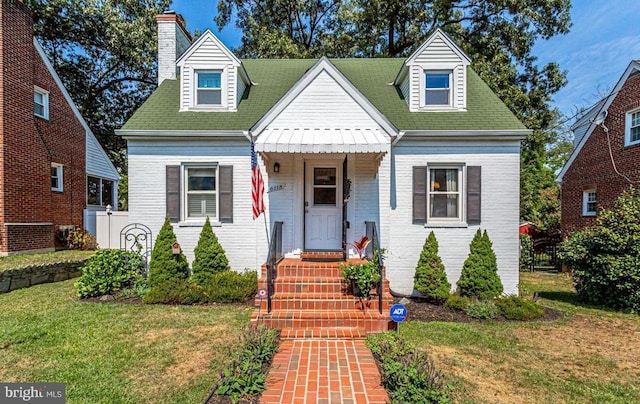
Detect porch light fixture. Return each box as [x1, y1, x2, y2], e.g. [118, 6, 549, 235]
[273, 162, 280, 173]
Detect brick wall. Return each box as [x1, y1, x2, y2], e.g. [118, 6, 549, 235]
[0, 0, 86, 254]
[561, 70, 640, 236]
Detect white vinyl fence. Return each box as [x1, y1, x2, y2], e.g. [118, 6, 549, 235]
[94, 211, 129, 249]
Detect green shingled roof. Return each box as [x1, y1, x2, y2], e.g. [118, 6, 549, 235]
[121, 58, 526, 132]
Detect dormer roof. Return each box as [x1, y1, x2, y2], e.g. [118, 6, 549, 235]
[176, 29, 250, 84]
[394, 28, 471, 86]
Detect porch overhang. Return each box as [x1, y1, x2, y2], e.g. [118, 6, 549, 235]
[254, 127, 390, 153]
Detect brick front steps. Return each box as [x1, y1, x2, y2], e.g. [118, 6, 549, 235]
[251, 256, 394, 339]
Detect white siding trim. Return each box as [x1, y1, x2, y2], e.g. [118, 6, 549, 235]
[252, 57, 398, 137]
[405, 29, 471, 66]
[177, 31, 250, 112]
[176, 30, 241, 67]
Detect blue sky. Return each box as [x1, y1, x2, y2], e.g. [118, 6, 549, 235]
[171, 0, 640, 121]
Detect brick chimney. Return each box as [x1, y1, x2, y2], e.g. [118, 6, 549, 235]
[156, 11, 192, 85]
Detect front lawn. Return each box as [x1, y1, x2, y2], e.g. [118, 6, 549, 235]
[403, 272, 640, 403]
[0, 280, 253, 403]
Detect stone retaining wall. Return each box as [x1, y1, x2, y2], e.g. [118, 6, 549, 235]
[0, 260, 87, 293]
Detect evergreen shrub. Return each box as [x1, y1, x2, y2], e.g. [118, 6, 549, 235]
[148, 217, 189, 287]
[464, 299, 498, 319]
[495, 295, 544, 320]
[413, 231, 451, 302]
[203, 270, 258, 303]
[142, 279, 205, 305]
[457, 229, 503, 299]
[443, 294, 472, 312]
[191, 217, 229, 286]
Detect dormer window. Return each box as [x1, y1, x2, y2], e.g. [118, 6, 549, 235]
[424, 71, 452, 107]
[196, 71, 222, 105]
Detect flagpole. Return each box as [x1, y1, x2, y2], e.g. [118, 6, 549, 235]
[263, 212, 270, 246]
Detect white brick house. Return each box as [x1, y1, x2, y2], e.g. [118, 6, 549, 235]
[117, 12, 529, 295]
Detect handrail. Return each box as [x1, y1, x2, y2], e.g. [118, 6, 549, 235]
[266, 221, 283, 313]
[365, 221, 383, 314]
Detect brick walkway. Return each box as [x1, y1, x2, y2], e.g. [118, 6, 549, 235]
[260, 339, 389, 404]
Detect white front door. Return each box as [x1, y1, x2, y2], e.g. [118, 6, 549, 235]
[304, 160, 342, 250]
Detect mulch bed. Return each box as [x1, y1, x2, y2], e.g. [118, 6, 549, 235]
[394, 296, 565, 323]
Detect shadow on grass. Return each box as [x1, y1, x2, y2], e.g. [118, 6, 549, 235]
[538, 291, 620, 312]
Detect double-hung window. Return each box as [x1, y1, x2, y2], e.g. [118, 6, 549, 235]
[51, 163, 63, 192]
[428, 167, 462, 220]
[424, 71, 451, 106]
[626, 109, 640, 146]
[413, 165, 481, 225]
[34, 86, 49, 119]
[196, 71, 222, 106]
[186, 166, 217, 219]
[583, 189, 597, 216]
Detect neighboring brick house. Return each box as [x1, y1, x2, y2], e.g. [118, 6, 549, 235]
[558, 60, 640, 237]
[0, 0, 119, 255]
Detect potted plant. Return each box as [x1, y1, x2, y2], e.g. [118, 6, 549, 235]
[341, 237, 381, 301]
[341, 260, 381, 300]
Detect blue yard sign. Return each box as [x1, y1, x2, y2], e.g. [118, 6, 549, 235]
[390, 304, 407, 323]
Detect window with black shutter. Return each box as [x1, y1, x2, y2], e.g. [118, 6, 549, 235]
[166, 164, 233, 223]
[412, 165, 481, 225]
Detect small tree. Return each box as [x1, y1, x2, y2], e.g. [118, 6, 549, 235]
[148, 217, 189, 287]
[191, 217, 230, 286]
[457, 229, 503, 299]
[413, 231, 451, 302]
[559, 187, 640, 312]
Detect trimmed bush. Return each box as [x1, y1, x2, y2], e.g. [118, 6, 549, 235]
[143, 270, 258, 305]
[191, 217, 229, 286]
[457, 229, 503, 299]
[559, 187, 640, 312]
[75, 249, 144, 298]
[143, 279, 205, 305]
[413, 231, 451, 302]
[203, 270, 258, 303]
[464, 299, 498, 319]
[443, 294, 472, 312]
[496, 295, 544, 320]
[148, 217, 189, 287]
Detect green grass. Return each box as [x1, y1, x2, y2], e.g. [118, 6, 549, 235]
[0, 280, 253, 403]
[403, 272, 640, 403]
[0, 250, 95, 272]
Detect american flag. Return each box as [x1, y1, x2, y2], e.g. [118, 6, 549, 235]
[251, 140, 265, 219]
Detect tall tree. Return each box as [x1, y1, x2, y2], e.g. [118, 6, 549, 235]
[24, 0, 172, 172]
[217, 0, 571, 221]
